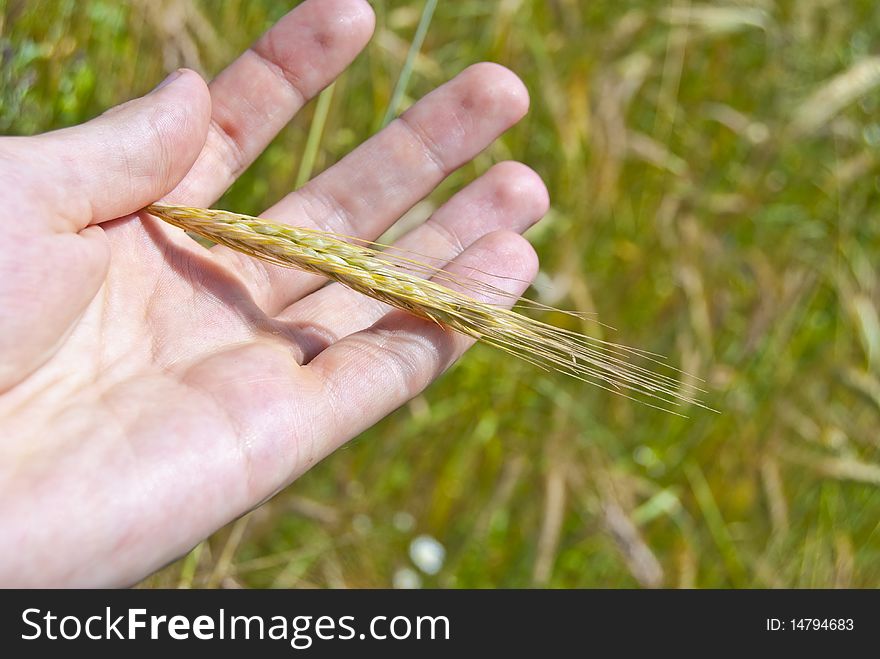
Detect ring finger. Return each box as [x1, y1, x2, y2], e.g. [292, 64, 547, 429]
[276, 160, 549, 363]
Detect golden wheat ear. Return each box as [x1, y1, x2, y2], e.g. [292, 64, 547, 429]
[146, 204, 713, 415]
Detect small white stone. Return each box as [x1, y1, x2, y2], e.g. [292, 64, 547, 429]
[409, 534, 445, 576]
[392, 567, 422, 590]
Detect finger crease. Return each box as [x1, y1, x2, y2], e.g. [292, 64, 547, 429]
[209, 117, 249, 180]
[298, 185, 357, 236]
[424, 216, 466, 255]
[250, 46, 308, 109]
[397, 114, 449, 176]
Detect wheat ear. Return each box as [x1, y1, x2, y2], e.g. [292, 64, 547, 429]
[146, 204, 710, 414]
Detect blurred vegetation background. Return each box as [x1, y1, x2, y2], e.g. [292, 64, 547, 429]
[4, 0, 880, 588]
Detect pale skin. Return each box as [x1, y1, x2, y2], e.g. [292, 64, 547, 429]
[0, 0, 549, 586]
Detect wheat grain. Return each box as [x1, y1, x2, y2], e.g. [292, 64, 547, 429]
[147, 204, 711, 414]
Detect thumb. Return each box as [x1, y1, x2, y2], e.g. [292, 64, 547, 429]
[0, 70, 210, 392]
[35, 68, 211, 228]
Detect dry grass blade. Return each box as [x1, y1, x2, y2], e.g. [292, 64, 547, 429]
[792, 56, 880, 135]
[146, 204, 712, 414]
[659, 6, 769, 35]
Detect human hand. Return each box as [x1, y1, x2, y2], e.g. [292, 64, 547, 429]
[0, 0, 548, 586]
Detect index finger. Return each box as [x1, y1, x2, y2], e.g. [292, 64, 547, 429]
[165, 0, 375, 207]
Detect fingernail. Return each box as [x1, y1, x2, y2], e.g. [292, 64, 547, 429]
[152, 69, 184, 93]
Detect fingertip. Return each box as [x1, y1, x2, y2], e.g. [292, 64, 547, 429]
[82, 68, 211, 222]
[150, 68, 212, 144]
[486, 161, 550, 220]
[95, 68, 213, 217]
[455, 230, 540, 300]
[461, 62, 530, 122]
[276, 0, 375, 61]
[487, 229, 540, 283]
[345, 0, 377, 39]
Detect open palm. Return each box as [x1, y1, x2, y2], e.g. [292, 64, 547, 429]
[0, 0, 548, 586]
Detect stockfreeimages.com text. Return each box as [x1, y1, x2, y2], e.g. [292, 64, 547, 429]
[22, 608, 450, 649]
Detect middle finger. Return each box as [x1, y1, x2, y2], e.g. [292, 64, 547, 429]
[215, 62, 530, 314]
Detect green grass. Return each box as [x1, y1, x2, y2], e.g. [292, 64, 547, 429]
[4, 0, 880, 588]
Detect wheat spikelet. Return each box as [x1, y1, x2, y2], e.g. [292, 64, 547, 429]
[146, 204, 711, 414]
